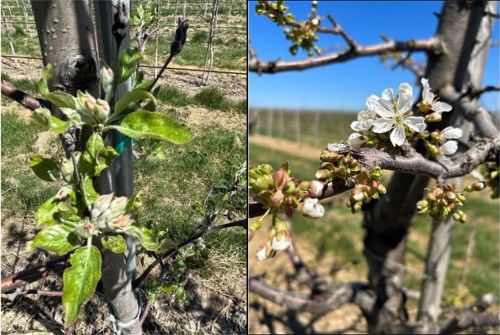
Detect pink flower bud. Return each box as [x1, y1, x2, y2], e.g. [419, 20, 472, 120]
[269, 190, 285, 207]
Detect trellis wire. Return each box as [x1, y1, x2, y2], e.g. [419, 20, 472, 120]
[0, 54, 246, 75]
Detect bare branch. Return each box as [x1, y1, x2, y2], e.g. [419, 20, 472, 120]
[440, 84, 499, 138]
[468, 85, 500, 99]
[249, 276, 372, 314]
[326, 14, 357, 49]
[390, 51, 425, 78]
[133, 219, 246, 287]
[249, 37, 442, 73]
[440, 310, 500, 334]
[1, 255, 68, 293]
[1, 81, 46, 111]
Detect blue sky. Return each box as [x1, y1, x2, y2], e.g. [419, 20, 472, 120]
[249, 1, 499, 112]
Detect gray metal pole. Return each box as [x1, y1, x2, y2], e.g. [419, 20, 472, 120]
[94, 1, 141, 334]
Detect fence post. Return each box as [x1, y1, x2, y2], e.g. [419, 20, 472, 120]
[200, 0, 219, 85]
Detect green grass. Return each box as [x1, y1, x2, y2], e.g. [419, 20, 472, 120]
[1, 73, 39, 94]
[250, 141, 500, 304]
[157, 85, 246, 113]
[134, 123, 247, 257]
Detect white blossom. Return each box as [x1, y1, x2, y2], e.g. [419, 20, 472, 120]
[370, 83, 426, 147]
[421, 78, 452, 114]
[271, 231, 291, 251]
[302, 197, 325, 218]
[440, 126, 463, 156]
[348, 132, 365, 147]
[351, 110, 376, 132]
[309, 180, 324, 197]
[256, 244, 267, 261]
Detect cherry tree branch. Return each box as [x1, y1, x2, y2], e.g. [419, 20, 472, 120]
[440, 310, 500, 334]
[249, 137, 499, 218]
[250, 37, 442, 73]
[440, 84, 499, 138]
[249, 276, 373, 315]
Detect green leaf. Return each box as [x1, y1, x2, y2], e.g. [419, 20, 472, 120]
[114, 89, 156, 116]
[49, 116, 70, 134]
[36, 196, 60, 225]
[138, 226, 159, 251]
[84, 177, 99, 204]
[87, 133, 105, 158]
[116, 48, 142, 85]
[30, 155, 60, 181]
[137, 226, 175, 252]
[79, 134, 118, 176]
[134, 79, 153, 91]
[60, 108, 83, 126]
[108, 110, 193, 144]
[63, 246, 101, 327]
[175, 286, 187, 301]
[30, 224, 79, 255]
[101, 234, 127, 253]
[38, 65, 52, 95]
[42, 91, 76, 109]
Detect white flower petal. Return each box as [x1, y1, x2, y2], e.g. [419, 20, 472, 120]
[432, 101, 452, 113]
[390, 124, 406, 147]
[381, 88, 393, 101]
[271, 236, 291, 251]
[366, 94, 379, 110]
[309, 180, 324, 197]
[421, 78, 435, 102]
[302, 198, 325, 218]
[371, 118, 395, 133]
[441, 126, 463, 140]
[348, 132, 364, 147]
[375, 99, 394, 118]
[397, 83, 414, 112]
[405, 116, 427, 133]
[441, 140, 458, 155]
[256, 245, 267, 261]
[351, 120, 361, 131]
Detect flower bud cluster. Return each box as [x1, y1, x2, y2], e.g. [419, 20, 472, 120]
[285, 20, 320, 56]
[249, 163, 310, 218]
[315, 148, 362, 182]
[416, 183, 481, 223]
[85, 193, 134, 235]
[75, 91, 110, 126]
[347, 166, 386, 213]
[477, 163, 499, 199]
[255, 0, 295, 26]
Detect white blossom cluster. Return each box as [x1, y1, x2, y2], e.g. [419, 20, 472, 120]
[349, 78, 462, 156]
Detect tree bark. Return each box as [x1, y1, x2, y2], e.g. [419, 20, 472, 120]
[362, 1, 495, 333]
[416, 2, 496, 331]
[31, 0, 98, 96]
